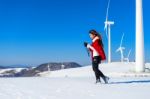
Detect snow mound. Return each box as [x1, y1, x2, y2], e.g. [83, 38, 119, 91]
[39, 62, 150, 77]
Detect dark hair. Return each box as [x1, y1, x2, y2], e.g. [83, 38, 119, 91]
[89, 29, 104, 47]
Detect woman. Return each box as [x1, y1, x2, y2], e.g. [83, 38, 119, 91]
[84, 30, 109, 84]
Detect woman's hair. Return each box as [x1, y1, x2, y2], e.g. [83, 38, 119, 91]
[89, 30, 102, 39]
[89, 29, 104, 47]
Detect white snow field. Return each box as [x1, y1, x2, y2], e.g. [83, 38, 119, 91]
[39, 62, 150, 77]
[0, 62, 150, 99]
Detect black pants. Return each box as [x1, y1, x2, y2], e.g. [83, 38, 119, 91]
[92, 56, 105, 80]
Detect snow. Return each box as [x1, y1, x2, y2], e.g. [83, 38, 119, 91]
[0, 68, 25, 73]
[0, 77, 150, 99]
[39, 62, 150, 77]
[0, 68, 25, 76]
[0, 62, 150, 99]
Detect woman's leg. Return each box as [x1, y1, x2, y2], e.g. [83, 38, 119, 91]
[92, 56, 102, 83]
[94, 56, 109, 84]
[97, 60, 105, 78]
[92, 61, 100, 81]
[97, 67, 109, 83]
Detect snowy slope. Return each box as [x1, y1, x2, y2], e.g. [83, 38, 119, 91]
[0, 62, 150, 99]
[0, 68, 26, 76]
[0, 77, 150, 99]
[0, 68, 24, 73]
[39, 62, 150, 77]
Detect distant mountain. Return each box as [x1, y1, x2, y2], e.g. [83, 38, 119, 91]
[0, 62, 82, 77]
[36, 62, 82, 72]
[0, 65, 34, 77]
[16, 62, 82, 77]
[0, 68, 26, 77]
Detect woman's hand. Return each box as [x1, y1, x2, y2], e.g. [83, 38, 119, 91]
[84, 42, 88, 47]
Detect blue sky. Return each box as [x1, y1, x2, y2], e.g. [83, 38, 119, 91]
[0, 0, 149, 66]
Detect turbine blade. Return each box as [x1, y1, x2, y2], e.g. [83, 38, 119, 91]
[127, 49, 132, 58]
[105, 0, 110, 23]
[104, 21, 107, 30]
[122, 47, 125, 50]
[104, 0, 110, 39]
[120, 33, 124, 47]
[116, 47, 120, 52]
[104, 23, 108, 38]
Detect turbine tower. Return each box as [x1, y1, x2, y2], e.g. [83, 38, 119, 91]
[104, 0, 114, 63]
[135, 0, 145, 72]
[116, 33, 125, 62]
[61, 63, 65, 69]
[47, 63, 50, 71]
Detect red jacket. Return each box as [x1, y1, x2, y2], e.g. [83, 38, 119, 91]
[88, 37, 106, 61]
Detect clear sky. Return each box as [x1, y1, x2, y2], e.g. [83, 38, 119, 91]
[0, 0, 149, 66]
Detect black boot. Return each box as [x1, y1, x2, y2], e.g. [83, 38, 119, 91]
[103, 76, 109, 84]
[95, 79, 101, 84]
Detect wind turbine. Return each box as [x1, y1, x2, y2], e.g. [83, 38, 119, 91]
[61, 63, 65, 69]
[104, 0, 114, 63]
[47, 63, 51, 71]
[116, 33, 125, 62]
[124, 49, 132, 62]
[135, 0, 145, 72]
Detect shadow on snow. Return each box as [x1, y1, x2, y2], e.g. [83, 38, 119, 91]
[109, 80, 150, 84]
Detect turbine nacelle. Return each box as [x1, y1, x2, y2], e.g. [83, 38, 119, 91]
[116, 47, 125, 52]
[104, 21, 114, 36]
[104, 21, 114, 26]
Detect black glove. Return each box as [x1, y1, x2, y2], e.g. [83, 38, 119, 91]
[84, 42, 88, 47]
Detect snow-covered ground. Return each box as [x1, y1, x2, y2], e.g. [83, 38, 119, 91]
[39, 62, 150, 77]
[0, 62, 150, 99]
[0, 77, 150, 99]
